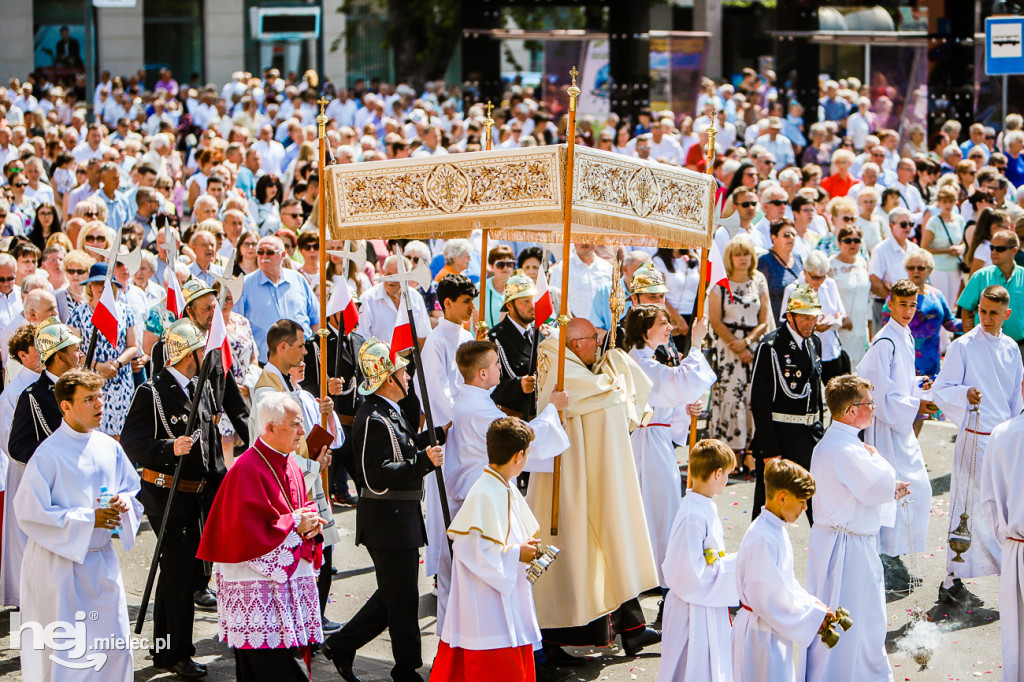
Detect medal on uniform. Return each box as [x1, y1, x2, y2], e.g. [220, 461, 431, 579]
[796, 370, 802, 378]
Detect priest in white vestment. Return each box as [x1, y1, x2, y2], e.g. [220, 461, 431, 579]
[432, 417, 545, 681]
[624, 305, 717, 589]
[14, 369, 142, 682]
[933, 285, 1024, 606]
[527, 318, 662, 654]
[803, 375, 903, 682]
[856, 279, 935, 586]
[419, 274, 476, 578]
[435, 340, 569, 634]
[980, 406, 1024, 682]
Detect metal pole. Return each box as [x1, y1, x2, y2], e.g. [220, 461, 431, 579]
[316, 96, 330, 492]
[477, 102, 495, 337]
[1004, 75, 1009, 124]
[551, 67, 581, 536]
[686, 115, 718, 486]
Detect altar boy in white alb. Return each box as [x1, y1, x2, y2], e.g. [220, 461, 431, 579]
[980, 396, 1024, 682]
[856, 278, 936, 591]
[659, 439, 738, 682]
[419, 273, 476, 580]
[732, 459, 829, 682]
[436, 340, 569, 635]
[803, 375, 907, 682]
[933, 285, 1024, 607]
[14, 369, 142, 682]
[432, 417, 546, 681]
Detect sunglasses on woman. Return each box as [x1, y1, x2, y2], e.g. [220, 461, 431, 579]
[840, 237, 862, 244]
[736, 201, 757, 208]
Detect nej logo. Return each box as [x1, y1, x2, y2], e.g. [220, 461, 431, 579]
[10, 610, 168, 671]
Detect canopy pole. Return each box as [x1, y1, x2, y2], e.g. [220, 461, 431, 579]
[687, 115, 718, 488]
[551, 67, 581, 536]
[477, 102, 495, 338]
[316, 96, 331, 493]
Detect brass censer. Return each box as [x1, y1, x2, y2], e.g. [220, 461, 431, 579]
[818, 607, 853, 648]
[948, 403, 982, 563]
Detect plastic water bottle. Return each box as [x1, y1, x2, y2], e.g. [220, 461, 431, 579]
[98, 486, 117, 536]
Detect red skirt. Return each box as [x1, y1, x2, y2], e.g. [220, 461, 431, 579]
[430, 641, 535, 682]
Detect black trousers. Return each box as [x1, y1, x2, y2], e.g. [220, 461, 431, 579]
[752, 455, 814, 526]
[318, 546, 333, 618]
[326, 546, 423, 681]
[234, 646, 309, 681]
[542, 597, 647, 647]
[147, 511, 207, 667]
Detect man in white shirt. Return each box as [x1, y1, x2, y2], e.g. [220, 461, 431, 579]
[868, 208, 919, 334]
[71, 124, 113, 163]
[22, 157, 54, 205]
[0, 127, 18, 170]
[326, 88, 357, 129]
[890, 158, 925, 221]
[0, 256, 23, 342]
[254, 124, 286, 175]
[354, 255, 431, 346]
[756, 117, 796, 169]
[649, 118, 684, 165]
[548, 244, 613, 327]
[846, 97, 873, 151]
[751, 186, 789, 250]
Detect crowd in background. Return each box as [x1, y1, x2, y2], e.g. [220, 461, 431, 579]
[1, 64, 1023, 475]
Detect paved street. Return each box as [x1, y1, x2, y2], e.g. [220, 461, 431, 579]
[0, 418, 1005, 680]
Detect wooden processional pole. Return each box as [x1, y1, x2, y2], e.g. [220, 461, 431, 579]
[686, 115, 718, 487]
[315, 96, 331, 493]
[551, 67, 581, 536]
[477, 102, 495, 338]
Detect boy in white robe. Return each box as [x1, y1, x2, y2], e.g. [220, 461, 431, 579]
[979, 398, 1024, 682]
[624, 305, 716, 591]
[933, 285, 1024, 607]
[420, 273, 475, 580]
[432, 417, 545, 682]
[436, 340, 570, 636]
[732, 458, 830, 682]
[856, 278, 936, 592]
[803, 375, 908, 682]
[659, 439, 738, 682]
[14, 369, 142, 682]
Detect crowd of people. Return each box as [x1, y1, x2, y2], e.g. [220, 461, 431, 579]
[0, 62, 1023, 682]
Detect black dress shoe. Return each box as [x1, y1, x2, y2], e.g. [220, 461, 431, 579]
[193, 588, 217, 608]
[938, 579, 984, 607]
[535, 659, 573, 682]
[322, 617, 342, 635]
[321, 639, 361, 682]
[167, 658, 208, 679]
[621, 626, 661, 656]
[541, 642, 587, 667]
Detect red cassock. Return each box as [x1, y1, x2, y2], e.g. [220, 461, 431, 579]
[197, 438, 321, 569]
[429, 641, 534, 682]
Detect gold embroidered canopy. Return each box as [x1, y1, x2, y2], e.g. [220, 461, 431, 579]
[322, 145, 714, 248]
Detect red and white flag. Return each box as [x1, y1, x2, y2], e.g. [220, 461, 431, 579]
[206, 299, 232, 376]
[91, 279, 120, 347]
[707, 241, 732, 301]
[389, 293, 414, 362]
[327, 277, 359, 335]
[532, 267, 554, 329]
[164, 266, 185, 318]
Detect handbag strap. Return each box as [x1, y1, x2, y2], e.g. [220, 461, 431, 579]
[936, 215, 967, 267]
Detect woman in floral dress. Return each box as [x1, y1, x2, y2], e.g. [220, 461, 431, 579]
[67, 263, 138, 438]
[708, 236, 771, 473]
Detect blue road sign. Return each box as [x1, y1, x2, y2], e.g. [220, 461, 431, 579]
[987, 16, 1024, 76]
